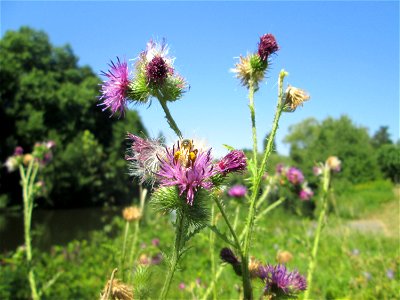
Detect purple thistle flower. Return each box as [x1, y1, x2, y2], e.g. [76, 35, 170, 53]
[286, 167, 304, 185]
[216, 150, 247, 175]
[156, 142, 214, 205]
[258, 34, 279, 62]
[14, 146, 23, 156]
[276, 163, 285, 174]
[258, 264, 307, 297]
[220, 247, 242, 276]
[151, 238, 160, 247]
[179, 282, 186, 290]
[146, 56, 170, 84]
[228, 185, 247, 198]
[386, 268, 394, 280]
[99, 57, 130, 116]
[299, 186, 313, 201]
[126, 133, 165, 185]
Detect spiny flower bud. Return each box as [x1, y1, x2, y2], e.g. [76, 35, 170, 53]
[283, 85, 310, 112]
[122, 206, 141, 222]
[258, 33, 279, 61]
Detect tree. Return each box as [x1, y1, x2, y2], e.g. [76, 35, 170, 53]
[0, 27, 146, 208]
[377, 144, 400, 183]
[371, 126, 393, 149]
[284, 116, 381, 184]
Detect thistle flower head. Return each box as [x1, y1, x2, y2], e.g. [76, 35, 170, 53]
[283, 85, 310, 112]
[258, 264, 307, 298]
[299, 185, 314, 200]
[146, 56, 170, 84]
[258, 33, 279, 61]
[99, 57, 130, 116]
[156, 140, 214, 205]
[276, 251, 293, 264]
[286, 167, 304, 185]
[326, 156, 341, 172]
[220, 247, 242, 276]
[14, 146, 23, 156]
[126, 133, 165, 185]
[231, 54, 266, 90]
[217, 150, 247, 175]
[228, 185, 247, 198]
[122, 206, 141, 222]
[4, 156, 19, 172]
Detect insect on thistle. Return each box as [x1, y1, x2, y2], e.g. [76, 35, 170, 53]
[174, 139, 198, 168]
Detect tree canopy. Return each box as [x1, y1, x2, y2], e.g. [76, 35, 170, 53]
[283, 115, 381, 184]
[0, 27, 147, 208]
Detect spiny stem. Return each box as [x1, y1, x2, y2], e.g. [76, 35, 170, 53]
[304, 167, 331, 299]
[120, 221, 130, 280]
[160, 212, 186, 300]
[248, 79, 258, 172]
[20, 161, 40, 300]
[241, 70, 288, 299]
[210, 203, 217, 300]
[159, 99, 183, 139]
[213, 196, 252, 300]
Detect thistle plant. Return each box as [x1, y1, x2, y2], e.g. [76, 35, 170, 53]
[4, 142, 56, 300]
[99, 34, 310, 299]
[304, 156, 341, 299]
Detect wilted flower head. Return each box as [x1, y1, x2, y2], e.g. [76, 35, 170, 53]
[299, 185, 314, 201]
[326, 156, 341, 172]
[100, 278, 134, 300]
[276, 251, 293, 264]
[258, 264, 307, 298]
[156, 140, 214, 205]
[99, 57, 130, 116]
[258, 33, 279, 61]
[216, 150, 247, 175]
[4, 156, 19, 172]
[249, 256, 262, 278]
[126, 133, 165, 185]
[286, 167, 304, 185]
[122, 206, 141, 222]
[228, 185, 247, 198]
[232, 54, 266, 90]
[283, 85, 310, 112]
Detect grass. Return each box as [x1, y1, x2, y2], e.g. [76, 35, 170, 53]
[0, 181, 399, 299]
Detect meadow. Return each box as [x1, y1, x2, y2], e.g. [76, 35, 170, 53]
[1, 180, 398, 299]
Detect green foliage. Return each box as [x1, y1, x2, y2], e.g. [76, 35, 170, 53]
[377, 144, 400, 183]
[284, 115, 381, 184]
[371, 126, 393, 149]
[0, 27, 147, 207]
[1, 182, 398, 299]
[334, 180, 394, 218]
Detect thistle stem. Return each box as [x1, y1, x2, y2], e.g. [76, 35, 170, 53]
[159, 99, 183, 139]
[20, 161, 40, 300]
[241, 70, 288, 300]
[160, 212, 186, 300]
[120, 221, 130, 279]
[210, 203, 217, 300]
[213, 196, 252, 300]
[248, 79, 258, 171]
[304, 167, 331, 299]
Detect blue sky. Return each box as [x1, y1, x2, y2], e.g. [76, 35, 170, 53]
[1, 1, 399, 157]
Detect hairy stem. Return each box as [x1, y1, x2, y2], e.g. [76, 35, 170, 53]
[159, 99, 183, 139]
[304, 167, 331, 299]
[241, 70, 288, 299]
[248, 79, 258, 171]
[20, 162, 40, 300]
[210, 203, 218, 300]
[213, 196, 252, 300]
[160, 212, 186, 300]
